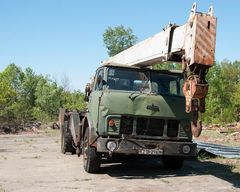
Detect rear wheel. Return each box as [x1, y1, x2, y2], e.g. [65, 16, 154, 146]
[61, 121, 76, 154]
[162, 156, 183, 169]
[83, 128, 101, 173]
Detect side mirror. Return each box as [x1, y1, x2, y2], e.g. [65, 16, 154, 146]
[84, 83, 91, 102]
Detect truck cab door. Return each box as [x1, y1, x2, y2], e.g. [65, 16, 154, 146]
[88, 68, 104, 130]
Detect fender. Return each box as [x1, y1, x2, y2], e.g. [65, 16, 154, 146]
[82, 113, 98, 148]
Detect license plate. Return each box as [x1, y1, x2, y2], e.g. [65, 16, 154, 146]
[137, 148, 163, 155]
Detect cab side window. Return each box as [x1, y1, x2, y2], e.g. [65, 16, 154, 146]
[95, 69, 104, 91]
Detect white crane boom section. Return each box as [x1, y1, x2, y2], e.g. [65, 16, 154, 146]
[102, 3, 217, 68]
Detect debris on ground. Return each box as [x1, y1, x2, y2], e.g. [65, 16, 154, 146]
[196, 141, 240, 159]
[195, 123, 240, 159]
[0, 121, 58, 134]
[197, 123, 240, 147]
[204, 123, 240, 133]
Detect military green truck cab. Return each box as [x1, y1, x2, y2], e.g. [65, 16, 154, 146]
[80, 65, 197, 172]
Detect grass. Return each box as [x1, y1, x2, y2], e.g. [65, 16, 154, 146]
[198, 151, 240, 174]
[64, 187, 80, 190]
[43, 128, 60, 137]
[0, 185, 6, 192]
[81, 178, 92, 181]
[211, 158, 240, 175]
[33, 155, 41, 159]
[1, 155, 7, 160]
[23, 138, 34, 144]
[197, 128, 240, 175]
[21, 155, 41, 159]
[41, 148, 49, 152]
[197, 151, 215, 160]
[161, 179, 170, 184]
[200, 130, 224, 138]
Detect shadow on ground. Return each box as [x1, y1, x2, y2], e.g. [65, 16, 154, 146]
[99, 158, 240, 188]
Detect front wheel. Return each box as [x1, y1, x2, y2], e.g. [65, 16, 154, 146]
[83, 128, 101, 173]
[162, 156, 184, 170]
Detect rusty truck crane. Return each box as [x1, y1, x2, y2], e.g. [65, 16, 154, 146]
[102, 2, 217, 137]
[59, 3, 217, 173]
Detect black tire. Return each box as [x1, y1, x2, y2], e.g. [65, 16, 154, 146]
[61, 121, 76, 154]
[83, 128, 101, 173]
[162, 156, 184, 170]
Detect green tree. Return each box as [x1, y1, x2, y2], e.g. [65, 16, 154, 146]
[0, 63, 24, 124]
[232, 83, 240, 121]
[0, 63, 87, 129]
[18, 67, 41, 122]
[61, 90, 85, 111]
[203, 60, 240, 124]
[103, 25, 137, 56]
[34, 76, 62, 122]
[153, 62, 182, 70]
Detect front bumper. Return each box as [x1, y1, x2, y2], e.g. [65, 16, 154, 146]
[97, 137, 197, 157]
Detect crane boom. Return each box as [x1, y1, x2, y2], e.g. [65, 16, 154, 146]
[102, 3, 217, 137]
[102, 3, 216, 69]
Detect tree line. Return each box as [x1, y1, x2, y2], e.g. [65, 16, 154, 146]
[203, 60, 240, 124]
[0, 63, 85, 126]
[0, 26, 239, 127]
[1, 61, 239, 126]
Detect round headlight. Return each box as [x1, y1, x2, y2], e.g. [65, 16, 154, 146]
[106, 141, 117, 152]
[182, 145, 191, 154]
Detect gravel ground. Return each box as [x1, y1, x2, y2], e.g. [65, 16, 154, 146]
[0, 132, 240, 192]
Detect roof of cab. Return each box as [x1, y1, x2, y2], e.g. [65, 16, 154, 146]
[98, 63, 183, 74]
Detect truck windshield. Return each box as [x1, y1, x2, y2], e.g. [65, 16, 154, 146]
[107, 68, 150, 92]
[151, 72, 184, 96]
[107, 67, 184, 97]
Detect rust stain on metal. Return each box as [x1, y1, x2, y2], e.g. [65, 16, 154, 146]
[191, 112, 202, 137]
[192, 14, 217, 66]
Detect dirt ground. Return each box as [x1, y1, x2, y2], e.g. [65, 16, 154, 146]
[0, 131, 240, 192]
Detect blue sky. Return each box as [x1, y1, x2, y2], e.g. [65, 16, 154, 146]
[1, 0, 239, 91]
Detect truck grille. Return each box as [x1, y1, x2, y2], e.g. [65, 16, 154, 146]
[120, 116, 134, 134]
[136, 118, 164, 136]
[167, 120, 179, 137]
[179, 126, 188, 137]
[119, 116, 180, 137]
